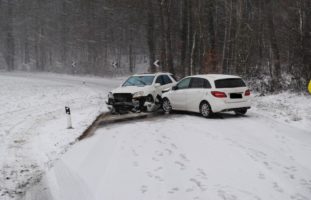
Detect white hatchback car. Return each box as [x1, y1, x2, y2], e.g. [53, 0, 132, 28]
[107, 73, 176, 113]
[161, 74, 251, 117]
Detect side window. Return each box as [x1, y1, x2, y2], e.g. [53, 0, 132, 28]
[177, 78, 191, 89]
[190, 78, 205, 88]
[190, 78, 212, 88]
[155, 76, 164, 85]
[204, 79, 212, 88]
[163, 75, 173, 85]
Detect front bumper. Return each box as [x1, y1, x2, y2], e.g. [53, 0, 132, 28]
[106, 96, 157, 112]
[106, 98, 140, 109]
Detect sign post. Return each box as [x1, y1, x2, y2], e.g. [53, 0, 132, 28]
[112, 61, 118, 69]
[153, 60, 160, 70]
[65, 106, 73, 129]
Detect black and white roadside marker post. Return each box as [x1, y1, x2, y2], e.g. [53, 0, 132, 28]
[65, 106, 73, 129]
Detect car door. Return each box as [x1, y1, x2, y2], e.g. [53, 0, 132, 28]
[155, 75, 174, 95]
[162, 75, 175, 89]
[186, 78, 211, 112]
[169, 78, 191, 110]
[155, 75, 165, 93]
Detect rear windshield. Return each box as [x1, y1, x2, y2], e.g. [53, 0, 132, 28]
[214, 78, 246, 88]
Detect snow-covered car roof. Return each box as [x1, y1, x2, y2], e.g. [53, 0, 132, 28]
[189, 74, 242, 81]
[132, 72, 173, 76]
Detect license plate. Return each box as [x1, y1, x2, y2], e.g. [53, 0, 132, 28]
[230, 93, 242, 99]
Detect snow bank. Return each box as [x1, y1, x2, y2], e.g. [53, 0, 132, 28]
[0, 72, 120, 199]
[253, 92, 311, 132]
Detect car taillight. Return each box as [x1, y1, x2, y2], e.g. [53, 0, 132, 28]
[245, 89, 251, 96]
[211, 91, 227, 98]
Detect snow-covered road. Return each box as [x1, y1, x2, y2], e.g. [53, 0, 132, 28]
[1, 72, 310, 200]
[28, 105, 311, 199]
[0, 72, 121, 199]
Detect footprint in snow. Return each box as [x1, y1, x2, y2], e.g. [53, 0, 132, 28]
[146, 171, 153, 178]
[190, 178, 207, 191]
[152, 157, 159, 162]
[140, 185, 148, 194]
[273, 182, 284, 193]
[185, 187, 195, 193]
[154, 166, 163, 172]
[155, 151, 164, 157]
[162, 135, 170, 140]
[180, 153, 190, 162]
[197, 168, 208, 180]
[171, 143, 178, 150]
[156, 139, 164, 144]
[258, 172, 266, 180]
[168, 187, 179, 194]
[155, 175, 164, 182]
[132, 161, 139, 167]
[263, 161, 272, 170]
[284, 166, 297, 173]
[217, 189, 237, 200]
[174, 161, 186, 170]
[165, 148, 173, 155]
[132, 149, 139, 157]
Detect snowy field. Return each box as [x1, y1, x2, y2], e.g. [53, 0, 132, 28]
[0, 72, 311, 200]
[0, 72, 120, 199]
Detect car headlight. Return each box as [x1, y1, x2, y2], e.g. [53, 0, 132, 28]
[133, 91, 144, 98]
[108, 92, 114, 99]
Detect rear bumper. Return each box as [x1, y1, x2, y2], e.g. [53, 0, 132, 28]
[210, 99, 251, 113]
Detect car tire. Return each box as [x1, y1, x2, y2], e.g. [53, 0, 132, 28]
[234, 108, 247, 115]
[146, 95, 154, 102]
[162, 98, 172, 114]
[200, 101, 212, 118]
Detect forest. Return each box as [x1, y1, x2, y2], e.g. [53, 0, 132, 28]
[0, 0, 310, 91]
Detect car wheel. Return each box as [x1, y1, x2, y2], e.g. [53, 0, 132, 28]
[146, 95, 154, 103]
[200, 101, 212, 118]
[234, 108, 247, 115]
[162, 98, 172, 114]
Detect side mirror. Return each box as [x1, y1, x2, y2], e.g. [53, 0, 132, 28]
[172, 86, 178, 90]
[155, 83, 161, 88]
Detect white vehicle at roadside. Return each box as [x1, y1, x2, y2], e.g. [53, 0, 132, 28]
[107, 73, 176, 113]
[162, 74, 251, 117]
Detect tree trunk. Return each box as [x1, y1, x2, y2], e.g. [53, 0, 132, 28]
[180, 0, 188, 76]
[147, 0, 156, 73]
[164, 0, 174, 74]
[5, 0, 15, 71]
[205, 0, 217, 73]
[265, 0, 281, 89]
[190, 32, 197, 75]
[302, 0, 311, 84]
[61, 0, 68, 65]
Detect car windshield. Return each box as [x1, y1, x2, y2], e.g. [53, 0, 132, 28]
[122, 75, 155, 87]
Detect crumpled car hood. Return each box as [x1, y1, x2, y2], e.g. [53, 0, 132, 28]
[111, 86, 153, 95]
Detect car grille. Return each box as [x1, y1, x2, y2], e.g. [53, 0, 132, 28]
[113, 93, 133, 103]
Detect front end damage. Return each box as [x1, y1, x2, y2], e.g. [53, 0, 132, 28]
[106, 93, 159, 114]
